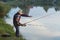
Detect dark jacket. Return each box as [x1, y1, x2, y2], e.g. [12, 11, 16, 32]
[13, 12, 21, 26]
[13, 12, 31, 26]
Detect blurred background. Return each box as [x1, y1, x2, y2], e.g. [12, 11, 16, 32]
[0, 0, 60, 40]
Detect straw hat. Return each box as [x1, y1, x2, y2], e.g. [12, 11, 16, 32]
[18, 10, 23, 14]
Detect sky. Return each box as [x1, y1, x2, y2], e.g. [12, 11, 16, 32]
[5, 6, 60, 40]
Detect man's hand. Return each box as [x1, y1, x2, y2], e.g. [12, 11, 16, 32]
[22, 23, 26, 26]
[18, 23, 26, 26]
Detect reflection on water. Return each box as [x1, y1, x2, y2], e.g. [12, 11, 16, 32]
[5, 6, 60, 40]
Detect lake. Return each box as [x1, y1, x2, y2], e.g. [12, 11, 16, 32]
[5, 6, 60, 40]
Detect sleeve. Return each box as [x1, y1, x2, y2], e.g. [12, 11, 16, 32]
[21, 14, 31, 17]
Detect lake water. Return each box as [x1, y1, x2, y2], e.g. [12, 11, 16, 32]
[5, 6, 60, 40]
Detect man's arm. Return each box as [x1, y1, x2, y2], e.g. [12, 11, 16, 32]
[16, 15, 20, 25]
[16, 16, 26, 26]
[21, 14, 32, 17]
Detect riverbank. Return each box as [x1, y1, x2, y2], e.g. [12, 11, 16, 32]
[0, 18, 25, 40]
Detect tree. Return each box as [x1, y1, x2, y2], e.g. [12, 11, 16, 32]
[0, 2, 10, 18]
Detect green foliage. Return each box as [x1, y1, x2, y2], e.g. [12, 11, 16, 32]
[0, 18, 25, 40]
[0, 0, 60, 6]
[0, 18, 14, 35]
[0, 37, 26, 40]
[0, 2, 10, 18]
[0, 1, 25, 40]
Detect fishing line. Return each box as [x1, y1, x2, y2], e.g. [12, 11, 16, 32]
[25, 13, 57, 24]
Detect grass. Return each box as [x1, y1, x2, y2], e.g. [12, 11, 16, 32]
[0, 18, 26, 40]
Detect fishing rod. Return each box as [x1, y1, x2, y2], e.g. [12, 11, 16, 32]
[25, 13, 57, 24]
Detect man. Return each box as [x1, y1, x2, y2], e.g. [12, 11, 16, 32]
[13, 10, 31, 37]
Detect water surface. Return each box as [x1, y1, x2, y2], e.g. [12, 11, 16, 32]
[5, 6, 60, 40]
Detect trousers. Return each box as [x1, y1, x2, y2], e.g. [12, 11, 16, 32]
[15, 26, 19, 37]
